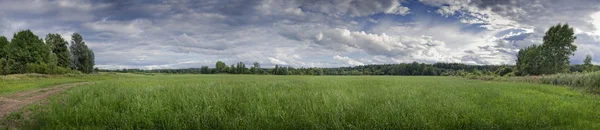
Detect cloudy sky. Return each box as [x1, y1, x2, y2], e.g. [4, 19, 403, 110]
[1, 0, 600, 69]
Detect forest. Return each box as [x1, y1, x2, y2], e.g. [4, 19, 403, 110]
[0, 30, 95, 75]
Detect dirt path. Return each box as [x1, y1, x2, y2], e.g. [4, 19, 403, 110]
[0, 82, 92, 119]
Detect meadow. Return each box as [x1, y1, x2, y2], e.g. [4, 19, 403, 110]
[5, 74, 600, 129]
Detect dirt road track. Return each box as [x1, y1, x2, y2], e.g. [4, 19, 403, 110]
[0, 82, 92, 119]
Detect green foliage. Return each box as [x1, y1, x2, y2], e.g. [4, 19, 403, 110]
[25, 63, 72, 75]
[235, 62, 247, 74]
[250, 62, 262, 74]
[200, 66, 210, 74]
[516, 44, 543, 75]
[504, 72, 517, 77]
[0, 36, 8, 58]
[5, 30, 52, 73]
[494, 66, 513, 76]
[215, 61, 227, 73]
[541, 24, 577, 74]
[69, 33, 95, 74]
[45, 34, 71, 68]
[0, 58, 14, 75]
[583, 55, 594, 72]
[476, 72, 600, 94]
[536, 72, 600, 93]
[517, 24, 577, 75]
[229, 64, 235, 74]
[0, 31, 95, 75]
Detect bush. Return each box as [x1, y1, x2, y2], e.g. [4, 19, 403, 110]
[516, 72, 600, 93]
[504, 72, 516, 77]
[495, 67, 513, 76]
[466, 71, 600, 94]
[24, 73, 50, 78]
[26, 63, 72, 75]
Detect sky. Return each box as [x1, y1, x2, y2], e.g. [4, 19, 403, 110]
[1, 0, 600, 69]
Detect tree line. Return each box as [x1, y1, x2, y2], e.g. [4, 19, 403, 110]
[102, 60, 598, 76]
[101, 62, 509, 76]
[0, 30, 95, 75]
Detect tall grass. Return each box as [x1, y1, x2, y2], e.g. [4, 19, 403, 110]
[537, 72, 600, 93]
[19, 75, 600, 129]
[470, 72, 600, 94]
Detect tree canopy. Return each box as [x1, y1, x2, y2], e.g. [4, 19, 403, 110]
[46, 33, 71, 68]
[584, 55, 594, 72]
[69, 33, 95, 73]
[516, 24, 577, 75]
[6, 30, 51, 73]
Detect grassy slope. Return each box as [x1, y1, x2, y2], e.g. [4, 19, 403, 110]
[20, 75, 600, 129]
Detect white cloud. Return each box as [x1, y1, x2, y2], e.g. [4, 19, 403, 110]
[333, 55, 364, 66]
[268, 57, 288, 65]
[84, 19, 153, 37]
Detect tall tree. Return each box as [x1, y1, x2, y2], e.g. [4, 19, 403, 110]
[235, 62, 247, 74]
[516, 45, 543, 75]
[540, 24, 577, 74]
[583, 55, 594, 72]
[69, 33, 94, 73]
[0, 36, 7, 58]
[516, 24, 577, 75]
[200, 66, 210, 74]
[87, 50, 95, 73]
[229, 64, 236, 74]
[6, 30, 52, 73]
[45, 34, 70, 68]
[215, 61, 227, 73]
[251, 62, 261, 74]
[272, 65, 279, 75]
[0, 36, 10, 75]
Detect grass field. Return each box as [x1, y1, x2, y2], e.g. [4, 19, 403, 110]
[7, 74, 600, 129]
[0, 73, 117, 96]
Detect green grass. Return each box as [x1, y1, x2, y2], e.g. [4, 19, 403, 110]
[0, 73, 118, 96]
[17, 75, 600, 129]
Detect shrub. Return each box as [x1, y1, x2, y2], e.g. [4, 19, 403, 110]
[25, 63, 72, 75]
[504, 72, 516, 77]
[495, 67, 513, 76]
